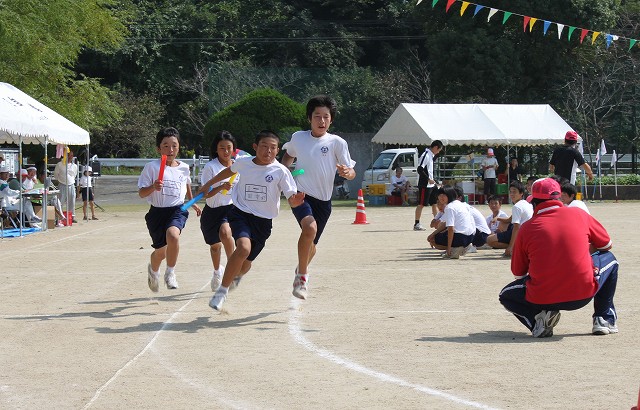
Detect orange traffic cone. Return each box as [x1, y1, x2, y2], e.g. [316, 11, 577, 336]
[631, 385, 640, 410]
[352, 189, 369, 224]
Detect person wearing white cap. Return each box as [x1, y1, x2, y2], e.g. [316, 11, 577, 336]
[25, 166, 38, 190]
[481, 148, 499, 203]
[0, 165, 41, 227]
[78, 165, 98, 220]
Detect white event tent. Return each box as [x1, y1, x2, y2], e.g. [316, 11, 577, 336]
[372, 103, 576, 146]
[0, 82, 90, 234]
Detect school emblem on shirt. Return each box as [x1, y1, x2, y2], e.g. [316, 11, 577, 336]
[265, 174, 274, 183]
[321, 146, 329, 155]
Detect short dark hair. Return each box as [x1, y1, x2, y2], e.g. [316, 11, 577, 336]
[549, 174, 568, 185]
[430, 140, 443, 149]
[255, 130, 280, 145]
[156, 127, 180, 147]
[210, 130, 236, 158]
[306, 95, 337, 120]
[487, 195, 502, 204]
[453, 186, 464, 201]
[526, 176, 537, 183]
[561, 182, 578, 199]
[509, 180, 525, 194]
[438, 185, 457, 203]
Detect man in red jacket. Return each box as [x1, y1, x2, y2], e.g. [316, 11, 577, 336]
[498, 178, 619, 337]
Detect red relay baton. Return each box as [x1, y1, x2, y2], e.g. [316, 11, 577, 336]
[158, 155, 167, 181]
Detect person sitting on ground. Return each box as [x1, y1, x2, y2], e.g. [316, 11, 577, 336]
[486, 180, 533, 258]
[498, 177, 619, 338]
[485, 195, 508, 235]
[453, 186, 491, 252]
[427, 186, 475, 259]
[0, 166, 41, 227]
[391, 166, 411, 206]
[560, 181, 590, 214]
[78, 166, 98, 220]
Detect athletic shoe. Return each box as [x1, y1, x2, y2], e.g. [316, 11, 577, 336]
[164, 271, 179, 289]
[30, 215, 42, 223]
[532, 310, 561, 338]
[592, 316, 618, 335]
[292, 274, 308, 300]
[211, 267, 224, 292]
[209, 290, 227, 311]
[147, 264, 160, 293]
[443, 247, 464, 259]
[229, 275, 242, 291]
[465, 244, 478, 254]
[413, 223, 426, 231]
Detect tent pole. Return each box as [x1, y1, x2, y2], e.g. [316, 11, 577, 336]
[19, 135, 23, 237]
[43, 137, 49, 231]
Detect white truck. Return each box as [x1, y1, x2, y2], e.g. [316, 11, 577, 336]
[361, 147, 420, 195]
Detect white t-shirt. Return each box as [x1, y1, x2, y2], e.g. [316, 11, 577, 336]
[511, 199, 533, 225]
[464, 203, 491, 234]
[138, 159, 191, 208]
[567, 199, 590, 214]
[486, 210, 508, 233]
[229, 156, 297, 219]
[283, 130, 355, 201]
[391, 174, 408, 187]
[482, 157, 498, 179]
[79, 175, 92, 188]
[23, 178, 35, 190]
[443, 200, 476, 235]
[201, 157, 235, 209]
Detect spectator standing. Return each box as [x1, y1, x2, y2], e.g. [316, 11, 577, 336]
[481, 148, 499, 203]
[549, 131, 594, 185]
[54, 150, 78, 223]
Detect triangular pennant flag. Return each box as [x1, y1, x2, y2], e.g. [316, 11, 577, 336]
[611, 150, 617, 167]
[445, 0, 455, 12]
[473, 4, 484, 16]
[630, 39, 637, 50]
[580, 29, 589, 44]
[487, 8, 498, 22]
[543, 20, 551, 35]
[432, 0, 439, 8]
[591, 31, 601, 45]
[460, 1, 470, 16]
[529, 17, 538, 32]
[523, 16, 531, 32]
[502, 11, 512, 25]
[557, 23, 565, 39]
[605, 34, 613, 48]
[417, 0, 423, 4]
[600, 139, 607, 156]
[568, 26, 576, 41]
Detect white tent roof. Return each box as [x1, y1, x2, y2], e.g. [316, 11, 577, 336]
[372, 103, 576, 147]
[0, 82, 90, 145]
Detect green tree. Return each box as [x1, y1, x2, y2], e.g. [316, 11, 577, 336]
[0, 0, 126, 129]
[203, 88, 306, 151]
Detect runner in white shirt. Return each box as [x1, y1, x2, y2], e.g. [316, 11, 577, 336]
[138, 127, 201, 292]
[281, 95, 356, 300]
[200, 130, 305, 312]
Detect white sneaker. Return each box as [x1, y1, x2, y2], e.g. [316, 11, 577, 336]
[292, 273, 308, 300]
[211, 267, 224, 292]
[30, 215, 42, 223]
[413, 223, 426, 231]
[209, 290, 227, 311]
[147, 264, 160, 293]
[592, 316, 618, 335]
[164, 271, 179, 289]
[443, 247, 464, 259]
[532, 310, 561, 337]
[229, 274, 242, 291]
[465, 244, 478, 254]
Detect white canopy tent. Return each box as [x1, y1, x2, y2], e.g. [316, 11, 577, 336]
[0, 82, 90, 235]
[372, 103, 576, 146]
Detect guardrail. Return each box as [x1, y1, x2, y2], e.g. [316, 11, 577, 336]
[96, 156, 210, 184]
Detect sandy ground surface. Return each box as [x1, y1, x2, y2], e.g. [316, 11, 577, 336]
[1, 177, 639, 409]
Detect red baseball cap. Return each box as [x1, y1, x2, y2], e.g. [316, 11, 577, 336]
[531, 178, 561, 200]
[565, 131, 579, 141]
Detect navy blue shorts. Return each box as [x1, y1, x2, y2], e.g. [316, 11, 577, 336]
[472, 230, 489, 247]
[417, 186, 438, 206]
[80, 187, 94, 202]
[145, 205, 188, 249]
[200, 204, 232, 245]
[434, 230, 474, 248]
[291, 195, 332, 244]
[228, 206, 272, 261]
[496, 223, 514, 244]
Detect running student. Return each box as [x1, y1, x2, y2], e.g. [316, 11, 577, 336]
[281, 95, 356, 300]
[138, 127, 202, 292]
[200, 131, 237, 292]
[202, 130, 305, 311]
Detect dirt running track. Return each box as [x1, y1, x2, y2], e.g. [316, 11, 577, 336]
[1, 197, 639, 409]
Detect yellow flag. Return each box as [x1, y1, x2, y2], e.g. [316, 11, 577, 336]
[460, 2, 470, 15]
[592, 31, 601, 45]
[529, 18, 538, 32]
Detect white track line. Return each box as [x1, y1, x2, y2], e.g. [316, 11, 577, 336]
[288, 298, 500, 409]
[82, 282, 208, 409]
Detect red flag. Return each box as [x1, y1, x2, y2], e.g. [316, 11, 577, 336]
[580, 29, 589, 44]
[445, 0, 455, 12]
[523, 16, 531, 32]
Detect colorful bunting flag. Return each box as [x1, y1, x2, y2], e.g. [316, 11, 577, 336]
[523, 16, 530, 32]
[445, 0, 455, 12]
[502, 11, 512, 25]
[529, 17, 537, 32]
[487, 8, 498, 22]
[461, 1, 470, 16]
[591, 31, 601, 45]
[568, 26, 576, 41]
[473, 4, 484, 16]
[432, 0, 439, 8]
[543, 20, 551, 35]
[557, 23, 565, 39]
[580, 29, 589, 44]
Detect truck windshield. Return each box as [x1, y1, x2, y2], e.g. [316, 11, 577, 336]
[370, 153, 396, 169]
